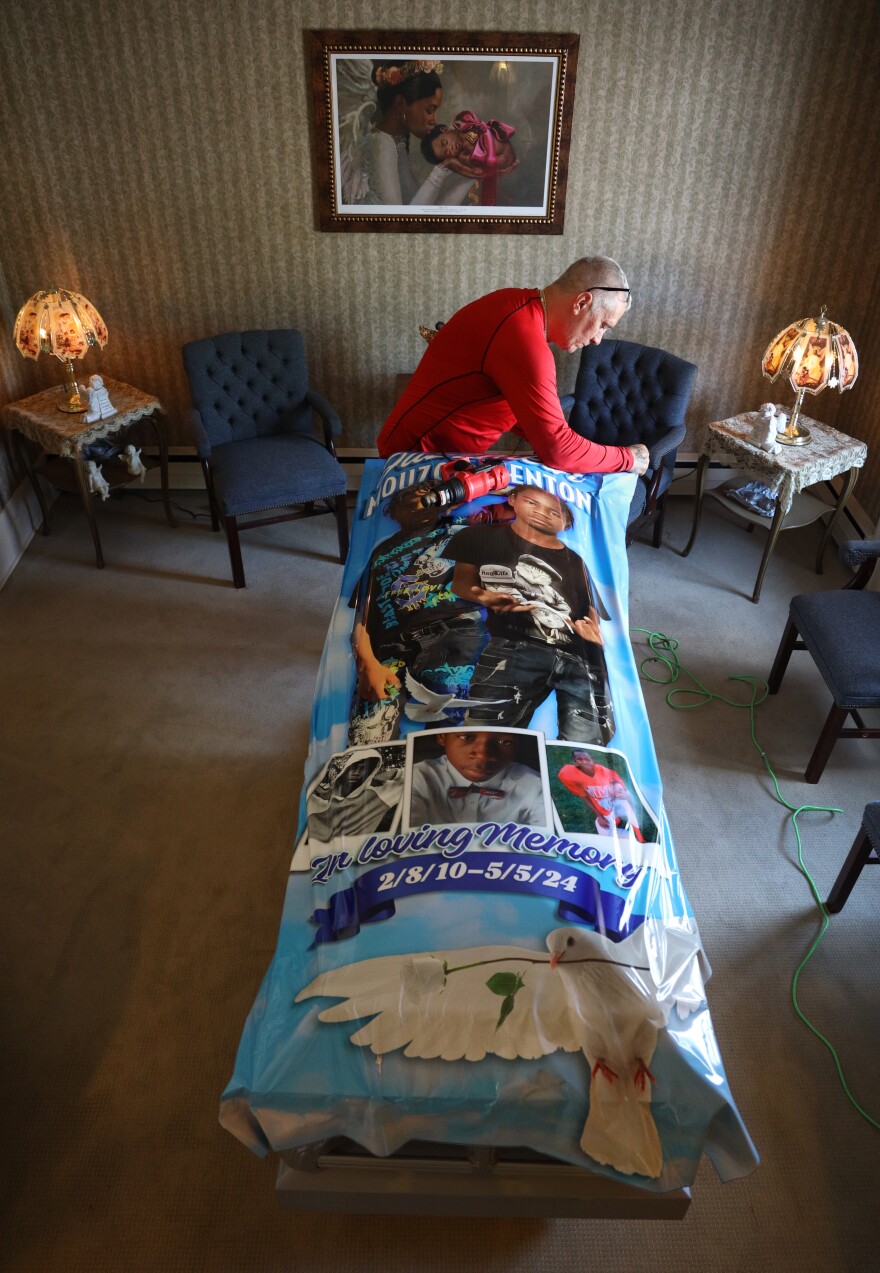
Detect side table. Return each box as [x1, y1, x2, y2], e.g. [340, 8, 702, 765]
[682, 412, 867, 603]
[2, 377, 177, 568]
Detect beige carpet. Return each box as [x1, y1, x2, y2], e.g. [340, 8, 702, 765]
[1, 487, 877, 1272]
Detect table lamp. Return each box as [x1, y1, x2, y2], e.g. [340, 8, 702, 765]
[761, 306, 858, 446]
[13, 286, 109, 413]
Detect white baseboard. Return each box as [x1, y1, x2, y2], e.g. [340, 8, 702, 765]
[670, 454, 734, 495]
[141, 446, 380, 493]
[141, 448, 203, 491]
[0, 478, 55, 591]
[338, 448, 380, 490]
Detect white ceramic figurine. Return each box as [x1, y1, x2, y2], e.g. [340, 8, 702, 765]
[84, 374, 117, 424]
[85, 460, 111, 500]
[121, 443, 146, 481]
[749, 403, 782, 454]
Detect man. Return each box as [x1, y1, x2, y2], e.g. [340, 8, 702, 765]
[448, 485, 614, 744]
[377, 255, 650, 476]
[408, 731, 547, 827]
[557, 749, 645, 841]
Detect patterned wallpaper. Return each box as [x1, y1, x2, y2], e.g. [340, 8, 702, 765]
[1, 0, 878, 524]
[837, 261, 880, 523]
[0, 262, 29, 503]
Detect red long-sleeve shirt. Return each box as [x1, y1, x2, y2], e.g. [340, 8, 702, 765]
[377, 288, 634, 474]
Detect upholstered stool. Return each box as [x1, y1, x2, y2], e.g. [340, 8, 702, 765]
[767, 540, 880, 782]
[826, 803, 880, 912]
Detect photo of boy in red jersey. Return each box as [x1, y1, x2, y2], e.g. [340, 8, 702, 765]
[551, 746, 656, 841]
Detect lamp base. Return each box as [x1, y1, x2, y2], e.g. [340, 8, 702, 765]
[57, 396, 87, 414]
[56, 359, 88, 412]
[776, 389, 811, 446]
[776, 424, 811, 446]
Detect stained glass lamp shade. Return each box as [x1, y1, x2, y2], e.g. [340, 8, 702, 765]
[13, 287, 109, 413]
[761, 307, 858, 446]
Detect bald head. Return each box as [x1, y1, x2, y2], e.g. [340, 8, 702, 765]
[540, 254, 631, 354]
[553, 256, 631, 317]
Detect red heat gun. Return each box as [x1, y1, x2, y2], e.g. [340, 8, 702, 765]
[419, 458, 511, 509]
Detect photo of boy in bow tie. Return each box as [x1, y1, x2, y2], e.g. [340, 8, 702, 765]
[407, 728, 549, 827]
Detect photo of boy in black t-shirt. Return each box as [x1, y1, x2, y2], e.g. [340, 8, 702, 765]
[448, 485, 614, 743]
[349, 484, 487, 744]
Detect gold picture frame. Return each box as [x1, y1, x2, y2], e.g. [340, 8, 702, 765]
[307, 29, 579, 234]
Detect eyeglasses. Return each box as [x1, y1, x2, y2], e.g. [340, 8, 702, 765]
[585, 285, 632, 301]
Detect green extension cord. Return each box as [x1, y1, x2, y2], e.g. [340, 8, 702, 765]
[631, 626, 880, 1132]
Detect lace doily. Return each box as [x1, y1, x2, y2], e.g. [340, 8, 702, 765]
[701, 412, 867, 514]
[2, 377, 163, 458]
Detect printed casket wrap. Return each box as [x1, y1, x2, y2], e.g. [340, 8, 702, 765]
[221, 454, 758, 1190]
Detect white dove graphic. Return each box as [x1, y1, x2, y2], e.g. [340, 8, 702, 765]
[402, 670, 508, 723]
[547, 926, 672, 1177]
[295, 920, 705, 1178]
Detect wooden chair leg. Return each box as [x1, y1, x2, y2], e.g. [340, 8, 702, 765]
[651, 496, 668, 548]
[826, 827, 875, 912]
[201, 459, 220, 532]
[805, 703, 849, 784]
[224, 514, 246, 588]
[335, 493, 350, 563]
[767, 616, 799, 693]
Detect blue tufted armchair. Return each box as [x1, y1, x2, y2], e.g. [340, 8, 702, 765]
[182, 330, 349, 588]
[560, 339, 697, 547]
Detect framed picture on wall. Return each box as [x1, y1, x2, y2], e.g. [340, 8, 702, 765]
[306, 30, 579, 234]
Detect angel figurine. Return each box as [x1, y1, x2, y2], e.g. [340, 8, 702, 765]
[84, 375, 117, 424]
[121, 444, 147, 481]
[749, 403, 782, 454]
[85, 460, 111, 500]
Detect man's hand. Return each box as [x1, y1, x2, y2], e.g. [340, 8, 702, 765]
[628, 443, 650, 475]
